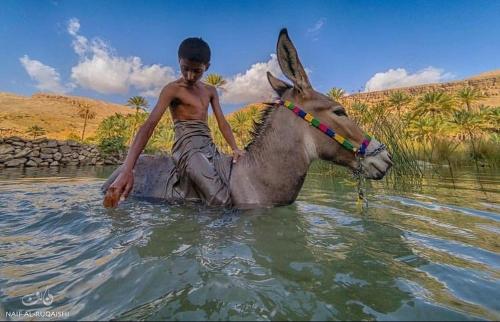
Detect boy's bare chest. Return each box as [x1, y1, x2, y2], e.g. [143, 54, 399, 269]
[175, 85, 210, 108]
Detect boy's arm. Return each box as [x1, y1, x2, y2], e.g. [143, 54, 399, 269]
[210, 87, 239, 151]
[103, 84, 175, 208]
[209, 87, 246, 163]
[122, 84, 175, 172]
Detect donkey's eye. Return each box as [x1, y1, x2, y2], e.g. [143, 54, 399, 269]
[333, 109, 347, 117]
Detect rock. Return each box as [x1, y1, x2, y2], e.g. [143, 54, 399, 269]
[25, 160, 38, 167]
[91, 157, 97, 164]
[57, 140, 67, 146]
[78, 155, 86, 161]
[13, 148, 32, 158]
[33, 137, 47, 144]
[7, 136, 26, 143]
[82, 150, 90, 157]
[50, 161, 59, 166]
[26, 142, 33, 147]
[46, 159, 53, 163]
[11, 141, 25, 147]
[5, 158, 27, 167]
[67, 161, 79, 166]
[60, 157, 70, 163]
[71, 152, 79, 159]
[46, 140, 58, 148]
[53, 152, 62, 161]
[68, 140, 79, 147]
[0, 144, 14, 155]
[40, 153, 53, 159]
[30, 150, 40, 157]
[60, 145, 72, 154]
[39, 161, 49, 166]
[41, 147, 58, 154]
[104, 159, 115, 165]
[91, 148, 99, 153]
[30, 157, 42, 164]
[96, 161, 104, 165]
[0, 154, 14, 163]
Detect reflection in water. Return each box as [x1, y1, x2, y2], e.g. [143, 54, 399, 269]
[0, 165, 499, 320]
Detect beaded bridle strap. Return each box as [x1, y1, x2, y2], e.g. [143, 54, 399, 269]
[273, 99, 373, 157]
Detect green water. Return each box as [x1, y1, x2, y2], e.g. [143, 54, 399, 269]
[0, 165, 498, 320]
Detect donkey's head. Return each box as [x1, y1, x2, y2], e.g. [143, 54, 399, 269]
[267, 29, 392, 179]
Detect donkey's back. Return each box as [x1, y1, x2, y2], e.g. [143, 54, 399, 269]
[101, 154, 179, 201]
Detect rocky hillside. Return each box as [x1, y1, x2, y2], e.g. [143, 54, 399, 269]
[0, 92, 135, 140]
[344, 70, 500, 106]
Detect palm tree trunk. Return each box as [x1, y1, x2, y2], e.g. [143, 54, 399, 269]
[81, 112, 88, 140]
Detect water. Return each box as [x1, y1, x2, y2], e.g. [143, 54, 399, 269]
[0, 165, 499, 321]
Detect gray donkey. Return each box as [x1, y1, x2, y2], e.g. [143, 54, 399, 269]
[102, 29, 393, 208]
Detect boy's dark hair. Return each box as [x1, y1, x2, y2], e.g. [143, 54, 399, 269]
[178, 37, 211, 64]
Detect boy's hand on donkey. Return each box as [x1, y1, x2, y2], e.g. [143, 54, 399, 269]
[103, 171, 134, 208]
[232, 148, 246, 163]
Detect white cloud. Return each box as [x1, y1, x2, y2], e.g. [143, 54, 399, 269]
[19, 55, 73, 93]
[307, 18, 326, 34]
[221, 54, 285, 104]
[67, 18, 176, 97]
[307, 18, 326, 41]
[364, 67, 454, 92]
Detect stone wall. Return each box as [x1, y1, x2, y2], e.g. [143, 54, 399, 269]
[0, 136, 124, 168]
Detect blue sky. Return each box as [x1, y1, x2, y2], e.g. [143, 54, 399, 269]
[1, 0, 499, 113]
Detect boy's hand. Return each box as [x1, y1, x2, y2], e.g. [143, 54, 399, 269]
[232, 148, 246, 163]
[103, 170, 135, 208]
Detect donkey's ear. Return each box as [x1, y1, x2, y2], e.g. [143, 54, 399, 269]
[276, 28, 312, 92]
[267, 71, 292, 97]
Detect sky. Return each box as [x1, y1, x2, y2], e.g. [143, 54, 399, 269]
[1, 0, 499, 113]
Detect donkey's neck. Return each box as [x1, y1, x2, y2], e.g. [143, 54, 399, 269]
[230, 107, 317, 206]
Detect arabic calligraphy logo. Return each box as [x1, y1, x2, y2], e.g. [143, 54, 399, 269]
[21, 287, 54, 306]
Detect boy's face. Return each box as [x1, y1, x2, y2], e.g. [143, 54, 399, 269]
[179, 58, 210, 86]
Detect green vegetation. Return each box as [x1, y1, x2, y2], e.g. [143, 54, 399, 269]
[204, 73, 227, 90]
[326, 87, 346, 102]
[126, 96, 149, 144]
[93, 87, 498, 175]
[342, 87, 499, 173]
[25, 125, 46, 139]
[72, 100, 97, 141]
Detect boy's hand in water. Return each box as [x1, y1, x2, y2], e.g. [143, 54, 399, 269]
[103, 170, 134, 208]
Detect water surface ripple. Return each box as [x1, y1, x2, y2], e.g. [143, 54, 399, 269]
[0, 166, 499, 320]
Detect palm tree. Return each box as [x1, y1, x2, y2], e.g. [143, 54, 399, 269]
[126, 96, 149, 144]
[388, 91, 412, 117]
[229, 110, 252, 146]
[76, 102, 97, 140]
[451, 110, 485, 164]
[414, 91, 454, 119]
[408, 117, 443, 162]
[25, 125, 46, 139]
[326, 87, 346, 102]
[456, 87, 485, 112]
[204, 73, 227, 90]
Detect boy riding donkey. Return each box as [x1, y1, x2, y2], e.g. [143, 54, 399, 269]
[103, 38, 245, 208]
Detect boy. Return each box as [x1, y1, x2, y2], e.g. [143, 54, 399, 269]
[103, 37, 245, 208]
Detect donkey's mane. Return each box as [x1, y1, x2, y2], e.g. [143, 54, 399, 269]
[244, 102, 278, 152]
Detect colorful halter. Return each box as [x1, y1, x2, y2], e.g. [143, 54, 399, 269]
[274, 99, 372, 157]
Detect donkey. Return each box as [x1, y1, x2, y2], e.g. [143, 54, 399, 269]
[102, 28, 393, 208]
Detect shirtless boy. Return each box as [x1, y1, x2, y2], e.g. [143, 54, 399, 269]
[103, 37, 245, 208]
